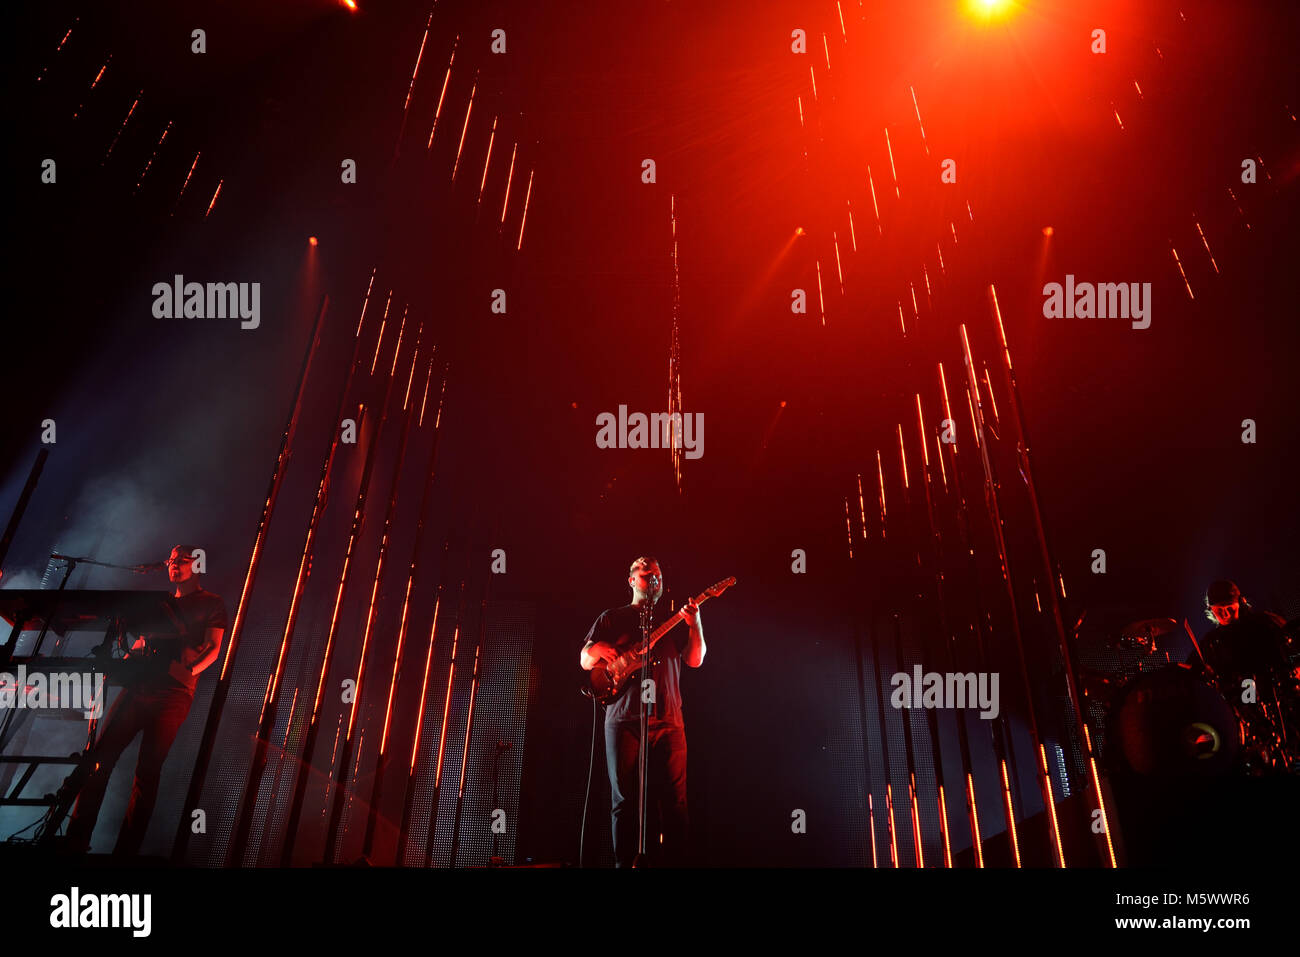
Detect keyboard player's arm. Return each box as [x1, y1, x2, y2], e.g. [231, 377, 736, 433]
[185, 626, 223, 678]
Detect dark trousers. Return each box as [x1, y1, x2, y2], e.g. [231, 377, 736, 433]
[605, 718, 689, 867]
[66, 681, 193, 856]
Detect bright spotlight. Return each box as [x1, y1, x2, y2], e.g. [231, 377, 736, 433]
[964, 0, 1018, 22]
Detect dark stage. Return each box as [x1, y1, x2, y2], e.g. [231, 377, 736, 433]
[2, 0, 1299, 940]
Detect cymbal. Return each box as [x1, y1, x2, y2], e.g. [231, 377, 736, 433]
[1119, 618, 1178, 642]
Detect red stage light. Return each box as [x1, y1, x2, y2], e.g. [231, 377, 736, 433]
[1041, 226, 1054, 237]
[308, 236, 318, 246]
[794, 227, 807, 237]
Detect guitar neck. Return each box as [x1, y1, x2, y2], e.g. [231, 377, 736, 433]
[642, 592, 707, 652]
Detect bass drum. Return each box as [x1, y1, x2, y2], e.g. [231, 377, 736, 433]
[1106, 666, 1241, 777]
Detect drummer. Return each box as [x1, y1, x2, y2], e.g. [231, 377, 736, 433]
[1200, 579, 1295, 695]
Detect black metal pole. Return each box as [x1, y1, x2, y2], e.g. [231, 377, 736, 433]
[986, 286, 1093, 792]
[279, 297, 405, 865]
[0, 447, 48, 578]
[322, 326, 422, 865]
[938, 361, 1017, 866]
[170, 293, 329, 864]
[226, 291, 376, 866]
[960, 323, 1059, 867]
[396, 570, 444, 864]
[851, 611, 878, 867]
[893, 405, 958, 867]
[394, 369, 452, 865]
[912, 394, 975, 867]
[891, 615, 925, 867]
[424, 576, 468, 868]
[869, 612, 898, 868]
[366, 364, 446, 859]
[449, 569, 491, 868]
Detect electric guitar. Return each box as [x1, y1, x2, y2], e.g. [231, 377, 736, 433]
[587, 576, 736, 705]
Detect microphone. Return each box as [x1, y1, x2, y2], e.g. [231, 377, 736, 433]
[132, 561, 169, 573]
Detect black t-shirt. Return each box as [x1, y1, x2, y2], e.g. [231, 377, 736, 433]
[583, 603, 687, 726]
[141, 587, 228, 694]
[1201, 609, 1288, 690]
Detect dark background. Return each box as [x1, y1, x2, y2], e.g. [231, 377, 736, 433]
[2, 0, 1297, 866]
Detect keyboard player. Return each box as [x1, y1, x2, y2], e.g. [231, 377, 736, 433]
[63, 545, 226, 856]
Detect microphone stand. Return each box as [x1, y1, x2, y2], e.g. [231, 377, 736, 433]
[632, 597, 652, 868]
[49, 554, 161, 658]
[489, 740, 511, 865]
[31, 555, 87, 658]
[41, 554, 141, 658]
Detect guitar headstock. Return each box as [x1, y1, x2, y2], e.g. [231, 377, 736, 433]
[704, 576, 736, 598]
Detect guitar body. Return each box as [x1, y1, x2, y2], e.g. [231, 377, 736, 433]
[589, 642, 661, 706]
[587, 576, 736, 706]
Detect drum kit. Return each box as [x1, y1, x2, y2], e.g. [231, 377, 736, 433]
[1081, 615, 1300, 778]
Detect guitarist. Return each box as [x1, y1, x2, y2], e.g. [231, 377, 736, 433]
[580, 556, 704, 866]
